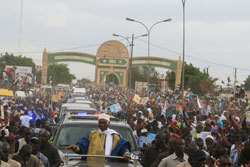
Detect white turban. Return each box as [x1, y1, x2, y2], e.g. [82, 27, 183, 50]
[98, 113, 110, 122]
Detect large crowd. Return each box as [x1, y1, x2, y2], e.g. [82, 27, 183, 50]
[0, 82, 250, 167]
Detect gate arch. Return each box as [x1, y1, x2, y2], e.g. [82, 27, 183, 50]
[41, 40, 182, 89]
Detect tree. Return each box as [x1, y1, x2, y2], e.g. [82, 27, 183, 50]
[130, 66, 160, 88]
[47, 63, 76, 85]
[243, 75, 250, 91]
[166, 71, 176, 90]
[165, 63, 217, 95]
[0, 52, 36, 72]
[200, 77, 218, 95]
[77, 78, 91, 85]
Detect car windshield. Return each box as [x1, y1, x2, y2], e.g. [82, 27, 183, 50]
[55, 124, 137, 153]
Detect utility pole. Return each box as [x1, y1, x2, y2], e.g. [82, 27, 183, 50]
[233, 68, 237, 97]
[129, 34, 134, 93]
[181, 0, 186, 107]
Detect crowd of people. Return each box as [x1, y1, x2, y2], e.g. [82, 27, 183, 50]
[0, 91, 62, 167]
[89, 86, 250, 167]
[0, 82, 250, 167]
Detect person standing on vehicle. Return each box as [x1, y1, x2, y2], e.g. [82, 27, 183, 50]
[66, 113, 131, 162]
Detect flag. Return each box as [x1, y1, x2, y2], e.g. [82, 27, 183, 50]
[110, 103, 121, 113]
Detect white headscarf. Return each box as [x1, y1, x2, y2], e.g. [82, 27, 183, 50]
[99, 128, 119, 156]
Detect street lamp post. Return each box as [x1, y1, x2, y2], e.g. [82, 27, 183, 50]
[126, 17, 172, 97]
[113, 33, 147, 93]
[181, 0, 186, 106]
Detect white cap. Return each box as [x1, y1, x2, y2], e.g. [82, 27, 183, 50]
[235, 117, 240, 123]
[98, 113, 110, 122]
[141, 128, 148, 133]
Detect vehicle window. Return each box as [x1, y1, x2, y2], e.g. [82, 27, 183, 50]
[55, 124, 136, 152]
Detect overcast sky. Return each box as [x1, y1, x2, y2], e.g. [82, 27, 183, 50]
[0, 0, 250, 85]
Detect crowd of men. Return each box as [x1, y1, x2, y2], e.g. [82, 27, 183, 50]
[0, 91, 62, 167]
[89, 86, 250, 167]
[0, 83, 250, 167]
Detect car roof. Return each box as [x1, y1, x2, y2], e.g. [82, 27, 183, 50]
[62, 103, 92, 107]
[74, 100, 93, 104]
[68, 109, 96, 112]
[73, 97, 88, 100]
[62, 115, 126, 126]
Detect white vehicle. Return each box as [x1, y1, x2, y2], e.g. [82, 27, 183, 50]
[57, 84, 70, 91]
[73, 96, 88, 100]
[15, 91, 27, 99]
[41, 85, 53, 93]
[72, 88, 86, 95]
[59, 103, 95, 118]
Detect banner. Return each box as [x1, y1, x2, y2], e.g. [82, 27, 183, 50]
[133, 94, 141, 104]
[176, 103, 183, 115]
[163, 100, 167, 113]
[58, 91, 63, 97]
[159, 73, 166, 79]
[0, 105, 4, 119]
[110, 103, 121, 113]
[35, 65, 42, 72]
[52, 94, 61, 102]
[197, 97, 202, 109]
[140, 97, 148, 105]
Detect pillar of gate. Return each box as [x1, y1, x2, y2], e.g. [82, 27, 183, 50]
[174, 56, 183, 89]
[41, 48, 48, 84]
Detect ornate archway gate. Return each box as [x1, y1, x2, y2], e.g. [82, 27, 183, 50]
[41, 40, 182, 89]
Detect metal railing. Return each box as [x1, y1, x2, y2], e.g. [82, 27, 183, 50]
[63, 154, 140, 167]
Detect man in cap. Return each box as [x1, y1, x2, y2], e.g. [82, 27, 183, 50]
[39, 130, 61, 167]
[30, 137, 50, 167]
[177, 150, 206, 167]
[138, 128, 154, 148]
[66, 113, 131, 162]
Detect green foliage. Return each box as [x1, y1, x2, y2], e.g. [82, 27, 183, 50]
[0, 52, 36, 72]
[200, 77, 218, 94]
[77, 78, 91, 85]
[165, 63, 216, 95]
[166, 71, 176, 90]
[244, 75, 250, 91]
[130, 66, 160, 88]
[47, 63, 76, 85]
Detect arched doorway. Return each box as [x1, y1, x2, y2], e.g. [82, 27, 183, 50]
[105, 73, 119, 87]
